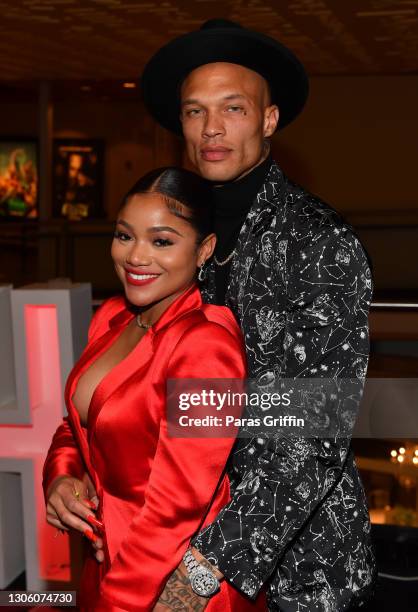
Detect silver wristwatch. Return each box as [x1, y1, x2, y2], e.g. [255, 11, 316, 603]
[183, 549, 220, 598]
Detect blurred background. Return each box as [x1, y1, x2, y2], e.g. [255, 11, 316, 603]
[0, 1, 417, 610]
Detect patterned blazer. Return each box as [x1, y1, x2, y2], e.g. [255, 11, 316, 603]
[192, 160, 377, 612]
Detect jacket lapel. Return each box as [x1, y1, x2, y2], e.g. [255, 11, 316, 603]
[200, 161, 285, 316]
[64, 332, 116, 491]
[65, 282, 203, 465]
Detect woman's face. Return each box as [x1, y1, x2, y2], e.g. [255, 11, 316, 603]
[111, 192, 215, 318]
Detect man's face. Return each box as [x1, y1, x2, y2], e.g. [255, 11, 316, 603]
[180, 62, 279, 182]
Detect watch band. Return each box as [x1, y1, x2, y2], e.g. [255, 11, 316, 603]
[183, 549, 202, 574]
[183, 549, 220, 598]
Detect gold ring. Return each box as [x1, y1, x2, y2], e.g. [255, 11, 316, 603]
[73, 486, 80, 499]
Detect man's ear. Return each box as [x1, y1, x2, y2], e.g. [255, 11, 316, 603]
[264, 105, 279, 137]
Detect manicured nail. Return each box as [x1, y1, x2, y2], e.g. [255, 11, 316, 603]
[83, 498, 97, 509]
[83, 529, 98, 543]
[87, 514, 104, 530]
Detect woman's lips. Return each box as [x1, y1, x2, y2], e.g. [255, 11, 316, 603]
[201, 148, 232, 162]
[125, 271, 160, 287]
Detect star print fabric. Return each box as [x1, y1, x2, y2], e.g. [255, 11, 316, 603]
[193, 161, 377, 611]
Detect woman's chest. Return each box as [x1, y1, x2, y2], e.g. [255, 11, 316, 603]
[71, 323, 146, 427]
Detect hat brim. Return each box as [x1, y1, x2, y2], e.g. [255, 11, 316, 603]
[141, 26, 309, 135]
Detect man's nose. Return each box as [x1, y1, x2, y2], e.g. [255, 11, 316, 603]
[202, 111, 225, 138]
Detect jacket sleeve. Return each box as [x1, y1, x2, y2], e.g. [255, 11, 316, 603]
[95, 321, 247, 612]
[42, 417, 86, 501]
[42, 297, 123, 502]
[192, 225, 373, 598]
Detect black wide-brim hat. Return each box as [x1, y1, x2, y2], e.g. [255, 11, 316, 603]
[141, 18, 309, 136]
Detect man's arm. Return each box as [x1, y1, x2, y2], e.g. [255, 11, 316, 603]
[153, 548, 223, 611]
[191, 224, 373, 598]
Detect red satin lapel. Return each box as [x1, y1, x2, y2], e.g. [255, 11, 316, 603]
[87, 330, 154, 439]
[63, 282, 203, 497]
[64, 326, 128, 491]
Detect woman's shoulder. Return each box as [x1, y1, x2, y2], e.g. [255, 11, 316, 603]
[166, 304, 247, 377]
[199, 303, 242, 339]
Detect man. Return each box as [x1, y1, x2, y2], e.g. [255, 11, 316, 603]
[141, 19, 376, 611]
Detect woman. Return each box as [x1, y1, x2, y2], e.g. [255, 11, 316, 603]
[42, 167, 267, 611]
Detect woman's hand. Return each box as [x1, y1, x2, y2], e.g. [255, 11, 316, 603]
[45, 473, 105, 563]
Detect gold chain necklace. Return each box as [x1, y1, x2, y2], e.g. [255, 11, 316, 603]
[135, 312, 152, 329]
[213, 249, 236, 266]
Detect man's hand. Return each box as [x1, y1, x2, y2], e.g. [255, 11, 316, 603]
[152, 547, 223, 611]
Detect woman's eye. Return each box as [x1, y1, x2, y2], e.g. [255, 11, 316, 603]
[114, 230, 131, 241]
[154, 238, 173, 247]
[186, 108, 201, 116]
[227, 106, 243, 112]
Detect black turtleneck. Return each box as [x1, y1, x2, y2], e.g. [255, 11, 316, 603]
[211, 153, 272, 305]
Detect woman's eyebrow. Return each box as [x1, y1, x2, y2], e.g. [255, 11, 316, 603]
[116, 219, 134, 231]
[148, 226, 183, 237]
[116, 220, 183, 237]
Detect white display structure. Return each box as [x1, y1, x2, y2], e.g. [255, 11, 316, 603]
[0, 281, 92, 591]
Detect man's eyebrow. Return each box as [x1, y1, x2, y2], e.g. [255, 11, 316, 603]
[115, 220, 183, 237]
[181, 93, 247, 106]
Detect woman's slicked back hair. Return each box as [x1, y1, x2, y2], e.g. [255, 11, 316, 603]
[120, 167, 214, 243]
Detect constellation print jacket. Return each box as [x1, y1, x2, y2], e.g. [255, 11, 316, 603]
[193, 160, 377, 612]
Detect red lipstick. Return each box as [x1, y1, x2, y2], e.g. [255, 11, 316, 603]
[125, 268, 160, 287]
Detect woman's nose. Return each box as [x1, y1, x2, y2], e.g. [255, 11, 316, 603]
[125, 244, 153, 266]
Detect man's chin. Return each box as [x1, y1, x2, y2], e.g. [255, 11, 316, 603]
[196, 161, 242, 183]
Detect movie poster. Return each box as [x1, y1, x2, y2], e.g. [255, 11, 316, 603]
[53, 139, 104, 220]
[0, 140, 38, 218]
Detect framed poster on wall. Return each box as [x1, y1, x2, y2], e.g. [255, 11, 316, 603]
[0, 139, 38, 218]
[53, 139, 104, 221]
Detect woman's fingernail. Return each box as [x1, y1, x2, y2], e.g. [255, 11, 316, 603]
[91, 496, 99, 509]
[83, 499, 97, 509]
[87, 514, 104, 530]
[83, 529, 98, 543]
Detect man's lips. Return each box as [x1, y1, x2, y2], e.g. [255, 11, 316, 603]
[200, 147, 232, 162]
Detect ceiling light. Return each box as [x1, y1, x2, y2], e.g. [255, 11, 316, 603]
[123, 82, 136, 89]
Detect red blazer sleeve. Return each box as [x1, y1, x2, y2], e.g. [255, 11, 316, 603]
[42, 297, 125, 502]
[42, 417, 86, 501]
[95, 320, 247, 612]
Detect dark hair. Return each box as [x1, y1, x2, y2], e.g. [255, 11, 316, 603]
[120, 167, 214, 244]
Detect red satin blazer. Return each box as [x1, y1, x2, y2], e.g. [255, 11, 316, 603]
[43, 282, 267, 612]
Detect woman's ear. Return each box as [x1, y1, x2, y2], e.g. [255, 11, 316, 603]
[198, 233, 217, 264]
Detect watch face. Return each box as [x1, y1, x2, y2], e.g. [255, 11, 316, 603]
[191, 570, 219, 597]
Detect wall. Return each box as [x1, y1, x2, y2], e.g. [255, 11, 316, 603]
[273, 75, 418, 221]
[1, 75, 417, 293]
